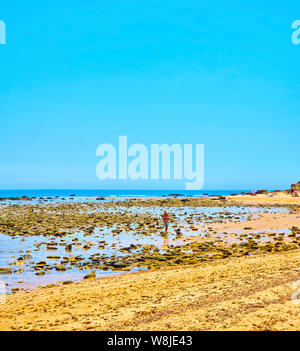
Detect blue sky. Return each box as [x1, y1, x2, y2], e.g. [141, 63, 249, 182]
[0, 1, 299, 190]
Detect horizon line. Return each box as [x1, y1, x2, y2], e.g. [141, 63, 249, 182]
[0, 188, 282, 191]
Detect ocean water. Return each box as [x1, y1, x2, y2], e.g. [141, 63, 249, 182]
[0, 189, 253, 198]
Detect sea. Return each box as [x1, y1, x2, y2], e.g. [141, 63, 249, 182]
[0, 189, 253, 199]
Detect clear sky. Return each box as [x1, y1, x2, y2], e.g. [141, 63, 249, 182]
[0, 1, 299, 190]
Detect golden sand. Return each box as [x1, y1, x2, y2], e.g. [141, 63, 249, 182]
[0, 249, 299, 331]
[228, 193, 300, 206]
[196, 212, 300, 234]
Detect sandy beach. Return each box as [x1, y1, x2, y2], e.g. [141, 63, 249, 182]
[0, 249, 299, 331]
[0, 192, 299, 331]
[228, 193, 300, 206]
[2, 0, 300, 335]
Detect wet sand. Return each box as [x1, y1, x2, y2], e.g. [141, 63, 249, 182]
[196, 212, 300, 233]
[0, 249, 299, 331]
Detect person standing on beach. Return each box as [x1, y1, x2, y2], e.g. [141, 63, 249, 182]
[163, 211, 169, 232]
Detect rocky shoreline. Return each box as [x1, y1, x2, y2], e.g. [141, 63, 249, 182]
[0, 192, 299, 330]
[0, 194, 299, 294]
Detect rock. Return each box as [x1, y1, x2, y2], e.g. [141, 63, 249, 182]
[46, 244, 58, 250]
[62, 280, 73, 285]
[84, 272, 96, 279]
[256, 190, 267, 194]
[0, 267, 12, 274]
[54, 264, 67, 271]
[65, 244, 72, 252]
[291, 181, 300, 191]
[35, 271, 45, 276]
